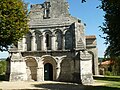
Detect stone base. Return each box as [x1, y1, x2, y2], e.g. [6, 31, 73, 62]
[10, 73, 27, 81]
[81, 74, 93, 85]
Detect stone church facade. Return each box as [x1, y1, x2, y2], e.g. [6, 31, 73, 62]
[6, 0, 98, 85]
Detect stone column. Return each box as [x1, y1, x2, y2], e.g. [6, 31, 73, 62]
[26, 67, 32, 81]
[42, 34, 46, 51]
[93, 49, 99, 75]
[31, 33, 37, 51]
[62, 35, 65, 50]
[80, 51, 93, 85]
[56, 63, 61, 80]
[37, 67, 44, 81]
[56, 57, 65, 80]
[52, 35, 56, 50]
[37, 58, 44, 81]
[17, 39, 23, 51]
[22, 36, 27, 51]
[10, 52, 27, 81]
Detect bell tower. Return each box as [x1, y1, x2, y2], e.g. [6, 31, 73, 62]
[45, 0, 70, 18]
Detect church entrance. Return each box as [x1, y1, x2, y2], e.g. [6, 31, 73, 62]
[44, 63, 53, 80]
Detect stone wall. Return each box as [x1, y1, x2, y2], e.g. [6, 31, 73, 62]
[86, 36, 99, 75]
[8, 0, 97, 85]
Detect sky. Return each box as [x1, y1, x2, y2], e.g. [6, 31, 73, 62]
[0, 0, 107, 58]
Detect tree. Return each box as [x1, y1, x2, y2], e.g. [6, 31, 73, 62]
[81, 0, 86, 3]
[0, 0, 29, 51]
[0, 60, 6, 75]
[99, 0, 120, 57]
[99, 0, 120, 75]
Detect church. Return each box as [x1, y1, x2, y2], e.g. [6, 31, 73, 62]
[6, 0, 98, 85]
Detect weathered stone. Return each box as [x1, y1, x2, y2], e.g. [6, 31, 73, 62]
[7, 0, 98, 85]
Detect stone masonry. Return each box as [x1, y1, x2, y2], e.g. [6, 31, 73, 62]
[6, 0, 98, 85]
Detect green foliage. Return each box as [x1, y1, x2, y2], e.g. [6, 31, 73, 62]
[105, 71, 113, 76]
[0, 0, 29, 51]
[99, 0, 120, 57]
[81, 0, 86, 3]
[0, 60, 6, 75]
[112, 57, 120, 75]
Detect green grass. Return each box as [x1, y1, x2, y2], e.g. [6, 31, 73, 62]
[93, 76, 120, 89]
[0, 75, 120, 90]
[33, 76, 120, 90]
[94, 76, 120, 82]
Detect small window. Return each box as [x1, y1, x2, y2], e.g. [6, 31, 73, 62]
[35, 32, 41, 50]
[43, 2, 50, 19]
[56, 31, 62, 50]
[65, 31, 72, 50]
[46, 34, 49, 48]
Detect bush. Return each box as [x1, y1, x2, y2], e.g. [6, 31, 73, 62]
[105, 71, 113, 76]
[0, 60, 6, 75]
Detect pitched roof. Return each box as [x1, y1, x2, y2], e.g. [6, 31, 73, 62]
[86, 35, 96, 39]
[100, 60, 113, 65]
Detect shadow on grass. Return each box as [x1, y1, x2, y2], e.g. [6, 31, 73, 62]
[33, 83, 120, 90]
[93, 76, 120, 82]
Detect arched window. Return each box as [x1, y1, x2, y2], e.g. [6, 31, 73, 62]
[55, 31, 62, 50]
[26, 32, 32, 51]
[45, 33, 51, 50]
[46, 34, 49, 48]
[65, 31, 72, 50]
[35, 31, 41, 50]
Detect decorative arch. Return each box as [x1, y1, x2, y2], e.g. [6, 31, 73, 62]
[54, 29, 63, 50]
[26, 32, 32, 51]
[25, 57, 38, 81]
[34, 30, 42, 50]
[41, 55, 57, 65]
[63, 29, 68, 35]
[43, 30, 52, 35]
[65, 30, 73, 50]
[41, 55, 57, 81]
[43, 30, 52, 50]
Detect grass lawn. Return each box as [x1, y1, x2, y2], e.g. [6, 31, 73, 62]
[0, 75, 120, 90]
[90, 76, 120, 90]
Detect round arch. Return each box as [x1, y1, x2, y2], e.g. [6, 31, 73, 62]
[53, 29, 63, 50]
[34, 30, 42, 50]
[42, 30, 52, 50]
[53, 29, 63, 35]
[88, 51, 95, 75]
[25, 57, 38, 81]
[26, 31, 32, 51]
[43, 30, 52, 35]
[65, 30, 73, 50]
[63, 29, 68, 35]
[41, 55, 57, 81]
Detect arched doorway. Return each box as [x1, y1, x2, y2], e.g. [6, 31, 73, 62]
[44, 63, 53, 80]
[26, 58, 38, 81]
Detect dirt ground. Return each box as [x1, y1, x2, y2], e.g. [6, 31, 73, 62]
[0, 81, 105, 90]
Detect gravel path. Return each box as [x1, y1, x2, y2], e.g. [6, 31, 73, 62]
[0, 81, 105, 90]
